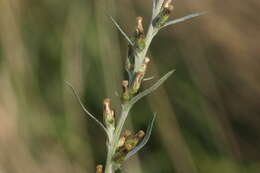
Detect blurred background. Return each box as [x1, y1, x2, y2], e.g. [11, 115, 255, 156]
[0, 0, 260, 172]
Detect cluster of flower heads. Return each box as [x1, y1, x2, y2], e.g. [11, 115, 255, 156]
[125, 0, 174, 99]
[96, 130, 145, 173]
[102, 99, 145, 155]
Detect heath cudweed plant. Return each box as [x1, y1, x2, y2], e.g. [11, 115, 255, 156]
[66, 0, 206, 172]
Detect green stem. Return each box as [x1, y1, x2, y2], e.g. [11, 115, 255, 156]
[104, 105, 130, 173]
[133, 1, 162, 73]
[104, 1, 164, 172]
[134, 25, 158, 73]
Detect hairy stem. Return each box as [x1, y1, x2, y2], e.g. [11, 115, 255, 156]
[104, 1, 165, 172]
[105, 105, 130, 173]
[134, 1, 163, 73]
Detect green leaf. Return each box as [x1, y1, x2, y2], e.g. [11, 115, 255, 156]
[128, 70, 175, 109]
[162, 11, 207, 28]
[65, 81, 109, 137]
[109, 16, 134, 46]
[125, 113, 156, 160]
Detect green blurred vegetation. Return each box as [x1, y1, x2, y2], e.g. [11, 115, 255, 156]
[0, 0, 260, 172]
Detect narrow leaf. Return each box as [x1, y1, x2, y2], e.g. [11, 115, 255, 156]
[162, 11, 207, 28]
[109, 16, 134, 46]
[65, 81, 109, 137]
[128, 70, 175, 108]
[125, 113, 156, 160]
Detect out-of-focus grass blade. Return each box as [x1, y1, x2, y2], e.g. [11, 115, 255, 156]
[109, 16, 134, 46]
[125, 113, 156, 160]
[162, 11, 207, 28]
[65, 81, 109, 137]
[143, 76, 154, 81]
[128, 69, 175, 108]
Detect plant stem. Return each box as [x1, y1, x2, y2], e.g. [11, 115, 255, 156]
[134, 24, 158, 73]
[104, 1, 164, 172]
[134, 1, 162, 73]
[105, 105, 130, 173]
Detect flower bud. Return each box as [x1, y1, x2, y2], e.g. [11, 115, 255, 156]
[103, 98, 115, 126]
[130, 72, 145, 95]
[113, 130, 144, 163]
[121, 80, 130, 103]
[117, 129, 132, 149]
[134, 16, 145, 50]
[124, 130, 145, 151]
[137, 130, 145, 139]
[96, 165, 103, 173]
[135, 17, 144, 35]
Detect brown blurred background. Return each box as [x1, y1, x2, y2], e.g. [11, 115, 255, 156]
[0, 0, 260, 172]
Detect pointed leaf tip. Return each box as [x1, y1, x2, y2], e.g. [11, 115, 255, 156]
[109, 16, 134, 46]
[64, 81, 109, 137]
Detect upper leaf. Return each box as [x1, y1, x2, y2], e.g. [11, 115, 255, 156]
[128, 69, 175, 109]
[161, 11, 208, 29]
[65, 81, 109, 137]
[109, 16, 134, 46]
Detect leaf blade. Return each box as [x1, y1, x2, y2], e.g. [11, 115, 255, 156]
[65, 81, 109, 137]
[109, 16, 134, 46]
[125, 113, 156, 160]
[128, 69, 175, 109]
[162, 11, 207, 28]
